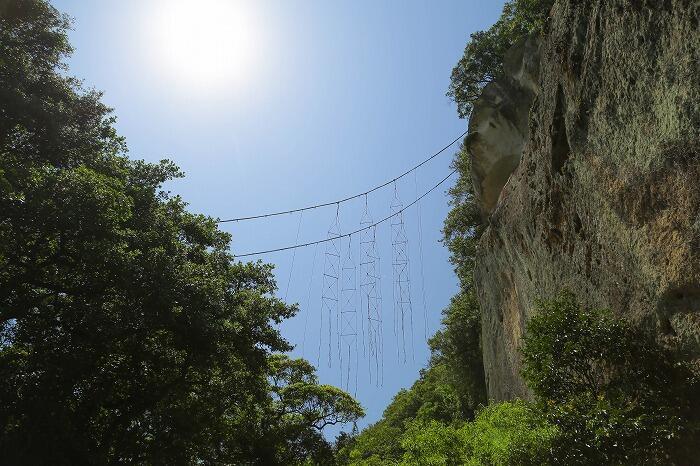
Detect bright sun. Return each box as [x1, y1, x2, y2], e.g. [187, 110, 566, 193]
[149, 0, 257, 89]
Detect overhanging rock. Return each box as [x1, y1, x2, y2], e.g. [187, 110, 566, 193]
[467, 36, 541, 217]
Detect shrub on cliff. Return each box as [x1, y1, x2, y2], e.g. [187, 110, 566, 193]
[522, 292, 700, 465]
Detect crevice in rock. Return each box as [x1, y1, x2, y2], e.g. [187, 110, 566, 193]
[547, 228, 563, 245]
[572, 212, 583, 234]
[551, 86, 570, 174]
[659, 315, 677, 337]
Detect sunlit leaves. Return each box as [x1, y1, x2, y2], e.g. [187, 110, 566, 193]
[521, 292, 700, 464]
[447, 0, 554, 119]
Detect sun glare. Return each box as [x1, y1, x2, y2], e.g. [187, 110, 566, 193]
[149, 0, 258, 90]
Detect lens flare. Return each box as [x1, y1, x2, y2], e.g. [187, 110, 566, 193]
[149, 0, 258, 90]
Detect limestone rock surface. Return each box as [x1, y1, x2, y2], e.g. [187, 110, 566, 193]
[471, 0, 700, 401]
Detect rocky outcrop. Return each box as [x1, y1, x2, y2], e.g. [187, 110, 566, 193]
[471, 0, 700, 401]
[467, 36, 541, 216]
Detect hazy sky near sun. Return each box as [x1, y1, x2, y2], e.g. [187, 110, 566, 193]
[51, 0, 506, 433]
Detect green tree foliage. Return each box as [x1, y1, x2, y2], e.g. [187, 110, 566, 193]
[399, 420, 463, 466]
[0, 1, 361, 464]
[457, 401, 557, 466]
[270, 355, 363, 432]
[333, 427, 360, 465]
[348, 399, 556, 465]
[267, 355, 364, 464]
[341, 364, 467, 464]
[345, 293, 700, 465]
[435, 142, 487, 420]
[447, 0, 554, 118]
[428, 291, 486, 417]
[401, 401, 557, 466]
[521, 292, 700, 465]
[442, 144, 483, 289]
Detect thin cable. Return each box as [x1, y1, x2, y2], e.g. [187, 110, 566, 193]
[390, 182, 401, 363]
[284, 211, 304, 301]
[415, 172, 429, 341]
[218, 131, 466, 223]
[233, 169, 457, 258]
[300, 242, 319, 358]
[333, 205, 341, 368]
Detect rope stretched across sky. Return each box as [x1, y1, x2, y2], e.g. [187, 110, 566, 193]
[218, 130, 467, 223]
[232, 169, 457, 258]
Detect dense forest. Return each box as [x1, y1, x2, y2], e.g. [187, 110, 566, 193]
[1, 0, 699, 464]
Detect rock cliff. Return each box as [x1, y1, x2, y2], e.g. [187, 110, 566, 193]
[469, 0, 700, 400]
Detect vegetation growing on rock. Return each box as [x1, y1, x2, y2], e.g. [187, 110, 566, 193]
[447, 0, 553, 118]
[339, 0, 700, 463]
[341, 293, 700, 465]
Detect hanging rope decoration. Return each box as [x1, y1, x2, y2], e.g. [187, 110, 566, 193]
[340, 236, 358, 395]
[218, 131, 467, 388]
[319, 204, 341, 369]
[414, 172, 429, 340]
[390, 182, 415, 364]
[233, 169, 458, 391]
[360, 196, 383, 387]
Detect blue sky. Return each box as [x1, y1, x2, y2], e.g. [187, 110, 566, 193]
[51, 0, 505, 434]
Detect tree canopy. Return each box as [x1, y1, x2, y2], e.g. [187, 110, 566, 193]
[341, 292, 700, 465]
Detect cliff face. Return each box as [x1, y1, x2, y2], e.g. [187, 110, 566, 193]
[469, 0, 700, 401]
